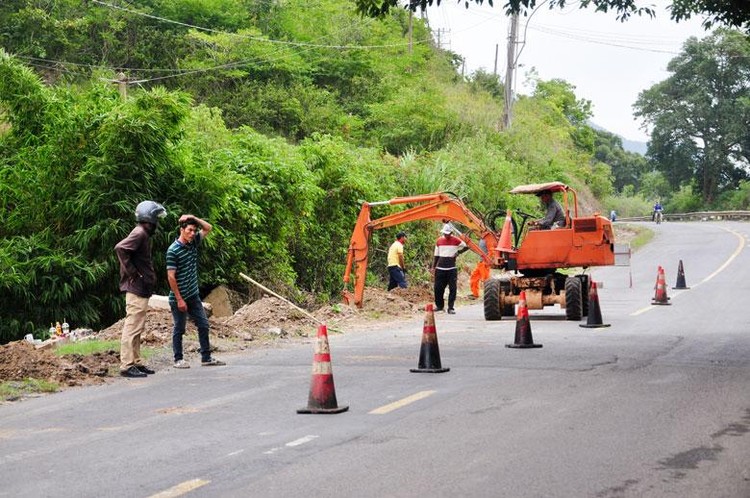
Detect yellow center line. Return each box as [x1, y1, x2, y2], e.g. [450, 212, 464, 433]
[369, 390, 436, 415]
[148, 479, 210, 498]
[631, 226, 745, 316]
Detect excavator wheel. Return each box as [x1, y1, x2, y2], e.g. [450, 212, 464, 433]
[484, 278, 515, 320]
[484, 279, 502, 320]
[564, 277, 583, 321]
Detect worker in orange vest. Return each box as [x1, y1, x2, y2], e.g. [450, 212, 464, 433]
[469, 239, 491, 299]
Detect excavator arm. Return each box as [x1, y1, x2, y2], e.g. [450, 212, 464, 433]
[342, 193, 506, 308]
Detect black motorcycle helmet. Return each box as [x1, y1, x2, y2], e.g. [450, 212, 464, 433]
[135, 201, 167, 225]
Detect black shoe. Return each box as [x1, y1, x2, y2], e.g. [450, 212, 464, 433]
[434, 307, 444, 312]
[447, 308, 456, 314]
[136, 365, 155, 375]
[120, 366, 147, 378]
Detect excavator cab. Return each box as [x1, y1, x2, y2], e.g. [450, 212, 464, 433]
[482, 182, 615, 321]
[506, 182, 615, 273]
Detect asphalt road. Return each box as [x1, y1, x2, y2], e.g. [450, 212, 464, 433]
[2, 221, 750, 498]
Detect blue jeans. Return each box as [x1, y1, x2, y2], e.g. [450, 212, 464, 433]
[387, 266, 408, 291]
[171, 295, 211, 362]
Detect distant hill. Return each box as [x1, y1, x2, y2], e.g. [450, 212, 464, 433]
[589, 121, 648, 155]
[621, 137, 648, 156]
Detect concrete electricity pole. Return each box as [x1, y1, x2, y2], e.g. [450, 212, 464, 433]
[493, 43, 499, 75]
[502, 13, 519, 130]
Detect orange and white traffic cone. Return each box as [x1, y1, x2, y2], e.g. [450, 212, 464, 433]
[297, 324, 349, 414]
[506, 291, 542, 348]
[651, 266, 671, 306]
[580, 281, 610, 328]
[496, 209, 516, 253]
[672, 259, 690, 289]
[410, 304, 450, 373]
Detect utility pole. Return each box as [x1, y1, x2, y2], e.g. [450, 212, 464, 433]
[502, 13, 519, 130]
[117, 72, 128, 100]
[408, 10, 413, 54]
[435, 28, 450, 51]
[493, 43, 499, 75]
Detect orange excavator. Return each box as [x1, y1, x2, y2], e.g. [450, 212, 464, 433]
[342, 182, 616, 320]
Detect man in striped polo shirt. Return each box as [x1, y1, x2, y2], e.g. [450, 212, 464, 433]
[167, 214, 225, 368]
[431, 223, 468, 314]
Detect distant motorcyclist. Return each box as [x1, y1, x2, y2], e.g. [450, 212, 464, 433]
[652, 201, 663, 223]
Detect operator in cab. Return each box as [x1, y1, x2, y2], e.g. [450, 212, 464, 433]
[530, 190, 565, 229]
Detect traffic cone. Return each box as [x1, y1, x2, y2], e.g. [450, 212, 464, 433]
[672, 260, 690, 289]
[579, 281, 610, 328]
[496, 209, 516, 253]
[297, 324, 349, 414]
[410, 304, 450, 373]
[506, 291, 542, 348]
[651, 266, 671, 305]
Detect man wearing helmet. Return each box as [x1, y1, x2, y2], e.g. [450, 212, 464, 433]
[114, 200, 166, 378]
[431, 223, 468, 314]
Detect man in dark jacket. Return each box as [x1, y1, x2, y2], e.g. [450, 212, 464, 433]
[114, 201, 166, 378]
[531, 190, 566, 229]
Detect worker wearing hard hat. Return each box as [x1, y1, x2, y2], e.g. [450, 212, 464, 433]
[431, 223, 468, 314]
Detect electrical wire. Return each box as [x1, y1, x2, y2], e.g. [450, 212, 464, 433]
[90, 0, 431, 50]
[9, 1, 435, 85]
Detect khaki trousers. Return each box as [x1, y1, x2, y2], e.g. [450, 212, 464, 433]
[120, 293, 149, 371]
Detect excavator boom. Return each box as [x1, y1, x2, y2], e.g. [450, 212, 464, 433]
[342, 193, 501, 307]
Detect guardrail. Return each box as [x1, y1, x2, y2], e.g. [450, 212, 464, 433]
[616, 211, 750, 222]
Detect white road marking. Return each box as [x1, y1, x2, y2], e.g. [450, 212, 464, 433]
[263, 435, 319, 455]
[286, 435, 319, 447]
[369, 390, 436, 415]
[631, 227, 745, 316]
[227, 449, 244, 456]
[692, 227, 746, 287]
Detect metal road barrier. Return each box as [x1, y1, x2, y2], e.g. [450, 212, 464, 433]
[616, 211, 750, 223]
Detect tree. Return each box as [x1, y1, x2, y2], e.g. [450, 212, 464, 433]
[354, 0, 750, 31]
[532, 78, 595, 152]
[634, 29, 750, 204]
[593, 129, 649, 192]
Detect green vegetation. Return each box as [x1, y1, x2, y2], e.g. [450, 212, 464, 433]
[54, 340, 124, 357]
[0, 378, 59, 402]
[635, 29, 750, 206]
[0, 0, 747, 343]
[622, 224, 654, 252]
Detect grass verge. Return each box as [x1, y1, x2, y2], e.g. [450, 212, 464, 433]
[627, 225, 654, 251]
[54, 339, 154, 360]
[1, 378, 59, 402]
[54, 339, 121, 356]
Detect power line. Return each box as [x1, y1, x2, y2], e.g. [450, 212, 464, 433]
[90, 0, 431, 51]
[527, 24, 682, 54]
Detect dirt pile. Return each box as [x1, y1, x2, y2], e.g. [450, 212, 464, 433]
[0, 283, 436, 392]
[0, 341, 118, 387]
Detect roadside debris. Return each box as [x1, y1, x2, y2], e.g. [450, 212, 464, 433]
[0, 285, 433, 392]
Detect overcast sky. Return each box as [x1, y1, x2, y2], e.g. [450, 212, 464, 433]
[424, 1, 712, 143]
